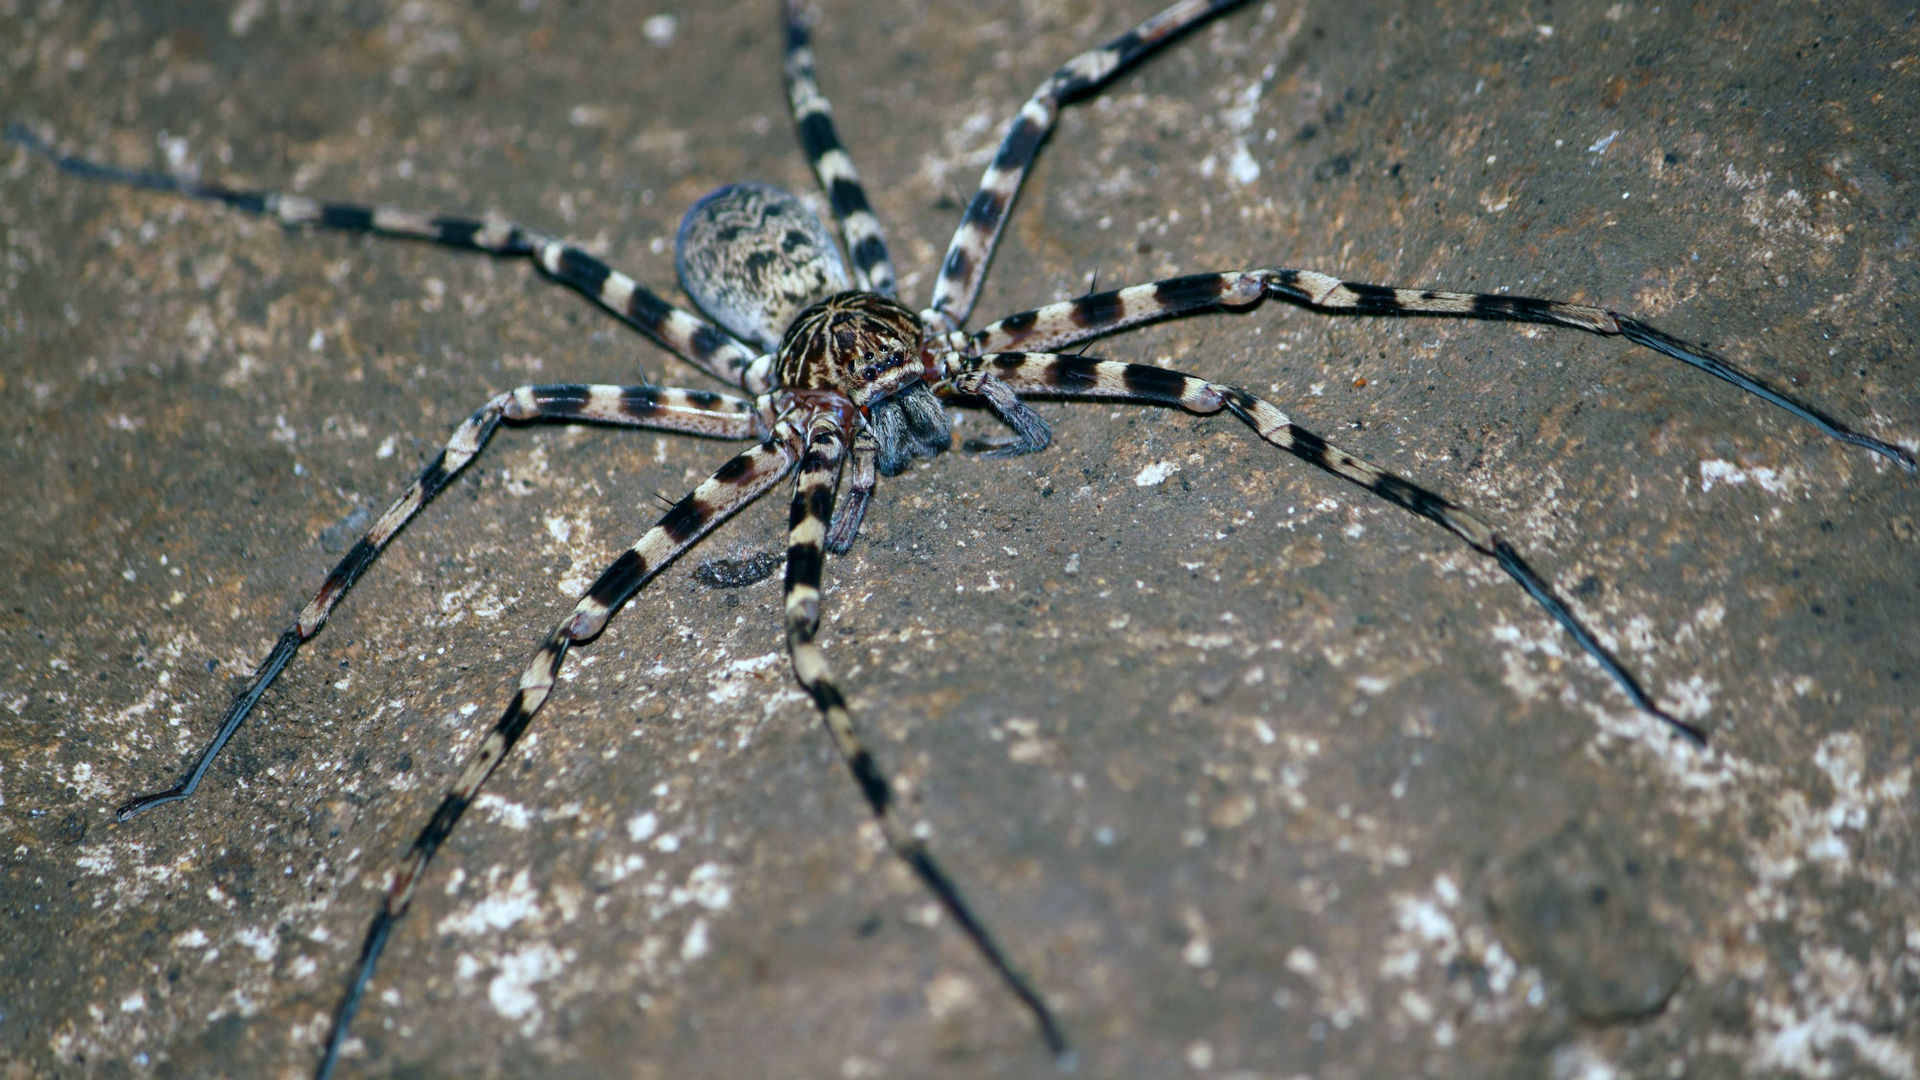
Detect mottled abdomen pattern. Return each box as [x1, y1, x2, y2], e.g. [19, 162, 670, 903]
[674, 182, 851, 353]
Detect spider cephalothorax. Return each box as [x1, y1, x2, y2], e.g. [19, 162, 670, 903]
[776, 290, 924, 402]
[779, 290, 948, 475]
[17, 0, 1910, 1075]
[677, 180, 949, 475]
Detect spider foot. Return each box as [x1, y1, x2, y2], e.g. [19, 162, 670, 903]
[114, 787, 188, 822]
[1614, 316, 1915, 472]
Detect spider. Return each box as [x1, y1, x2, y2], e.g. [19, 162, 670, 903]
[11, 0, 1912, 1076]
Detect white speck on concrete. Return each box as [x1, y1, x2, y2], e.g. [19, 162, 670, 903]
[475, 794, 532, 830]
[709, 651, 783, 703]
[675, 862, 734, 911]
[1134, 461, 1179, 486]
[230, 926, 277, 963]
[438, 869, 540, 936]
[628, 810, 658, 843]
[1664, 673, 1720, 721]
[681, 917, 711, 962]
[1550, 1041, 1622, 1080]
[1751, 988, 1917, 1079]
[489, 943, 570, 1033]
[1224, 140, 1260, 185]
[1698, 459, 1801, 497]
[642, 13, 677, 45]
[1285, 947, 1318, 976]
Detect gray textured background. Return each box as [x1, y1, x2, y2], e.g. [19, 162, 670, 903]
[3, 2, 1915, 1078]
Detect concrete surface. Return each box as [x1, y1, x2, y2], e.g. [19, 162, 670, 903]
[2, 2, 1915, 1078]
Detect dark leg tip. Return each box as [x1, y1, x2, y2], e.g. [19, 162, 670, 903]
[1035, 1012, 1074, 1069]
[1652, 709, 1709, 748]
[1614, 315, 1916, 473]
[114, 789, 183, 822]
[1859, 436, 1917, 473]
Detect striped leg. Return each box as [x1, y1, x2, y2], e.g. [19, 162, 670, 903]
[314, 435, 799, 1080]
[966, 268, 1915, 469]
[958, 351, 1711, 745]
[5, 125, 762, 387]
[114, 384, 762, 821]
[922, 0, 1251, 334]
[782, 418, 1071, 1061]
[783, 0, 896, 297]
[530, 242, 765, 388]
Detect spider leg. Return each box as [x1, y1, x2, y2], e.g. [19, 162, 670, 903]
[694, 422, 872, 591]
[951, 351, 1711, 745]
[314, 433, 799, 1080]
[966, 268, 1915, 470]
[783, 416, 1072, 1063]
[823, 426, 878, 554]
[783, 0, 896, 297]
[4, 124, 763, 388]
[115, 384, 763, 822]
[923, 0, 1252, 334]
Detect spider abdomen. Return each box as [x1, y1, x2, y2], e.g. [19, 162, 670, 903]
[675, 181, 849, 353]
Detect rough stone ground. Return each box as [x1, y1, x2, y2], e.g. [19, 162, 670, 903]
[2, 2, 1915, 1079]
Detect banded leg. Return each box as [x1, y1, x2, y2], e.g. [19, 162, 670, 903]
[958, 351, 1710, 745]
[530, 241, 765, 388]
[923, 0, 1251, 334]
[115, 383, 762, 821]
[783, 0, 896, 297]
[966, 268, 1915, 470]
[4, 125, 762, 387]
[315, 434, 799, 1080]
[782, 418, 1072, 1061]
